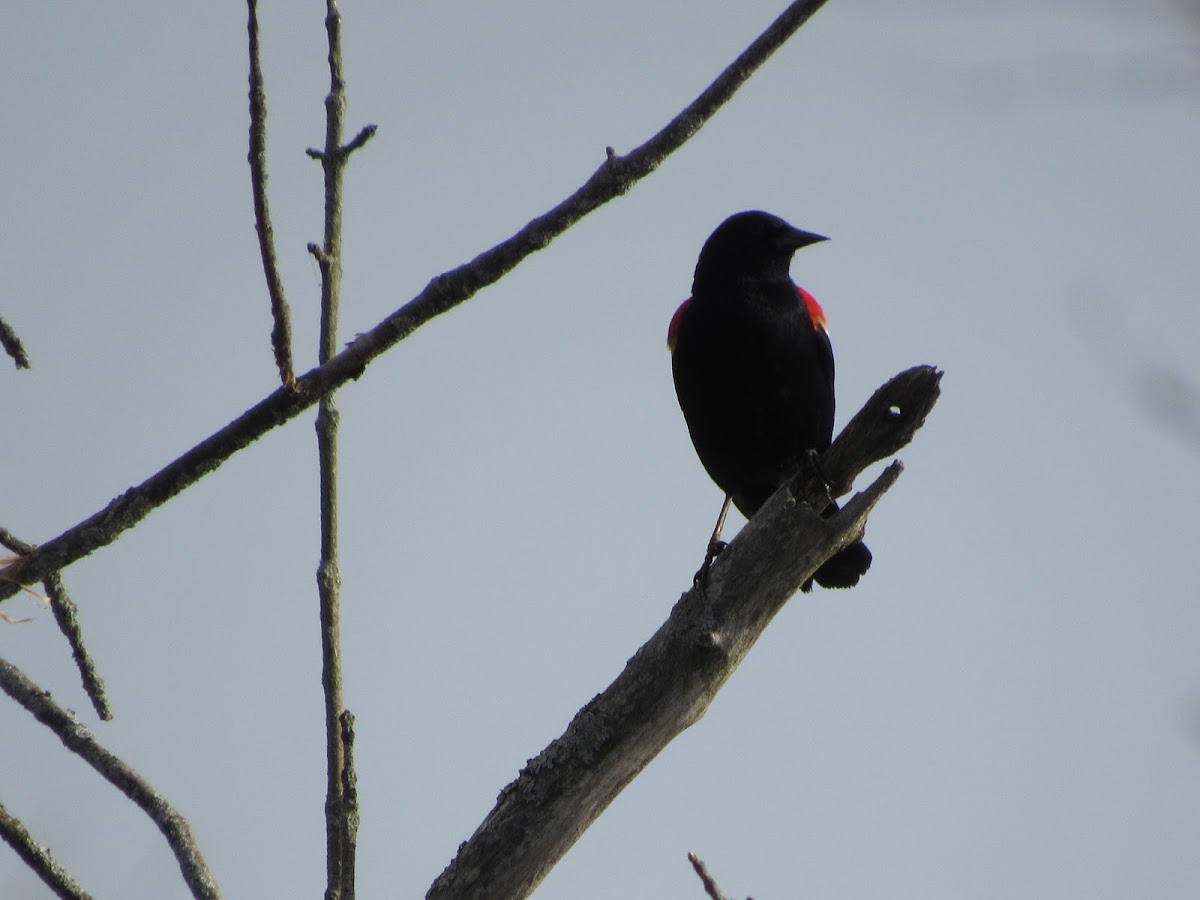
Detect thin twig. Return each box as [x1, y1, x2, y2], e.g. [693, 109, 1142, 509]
[0, 799, 94, 900]
[0, 657, 221, 899]
[0, 533, 42, 620]
[0, 526, 34, 557]
[687, 853, 731, 900]
[305, 124, 377, 161]
[0, 315, 31, 369]
[342, 124, 377, 156]
[1, 0, 831, 605]
[0, 528, 111, 718]
[44, 573, 111, 721]
[247, 0, 297, 390]
[311, 3, 359, 897]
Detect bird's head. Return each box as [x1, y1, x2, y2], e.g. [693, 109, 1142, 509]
[692, 210, 827, 290]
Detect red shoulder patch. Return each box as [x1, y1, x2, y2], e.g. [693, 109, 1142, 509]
[667, 299, 691, 352]
[797, 286, 828, 331]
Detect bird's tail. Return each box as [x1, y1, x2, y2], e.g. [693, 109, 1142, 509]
[805, 541, 872, 591]
[801, 500, 873, 591]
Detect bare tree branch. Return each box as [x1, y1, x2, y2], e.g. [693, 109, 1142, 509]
[0, 657, 221, 899]
[43, 573, 111, 721]
[0, 799, 93, 900]
[338, 710, 360, 895]
[0, 0, 832, 606]
[687, 852, 736, 900]
[0, 314, 31, 370]
[426, 366, 942, 900]
[808, 365, 943, 502]
[0, 529, 109, 718]
[247, 0, 297, 390]
[0, 526, 34, 568]
[308, 3, 363, 897]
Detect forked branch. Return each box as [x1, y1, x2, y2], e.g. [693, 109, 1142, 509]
[426, 366, 942, 900]
[0, 657, 220, 899]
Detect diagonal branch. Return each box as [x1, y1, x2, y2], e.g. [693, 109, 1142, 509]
[800, 364, 942, 505]
[0, 314, 32, 370]
[425, 366, 942, 900]
[0, 799, 93, 900]
[0, 529, 109, 718]
[687, 853, 734, 900]
[0, 0, 832, 604]
[44, 573, 111, 721]
[0, 657, 221, 900]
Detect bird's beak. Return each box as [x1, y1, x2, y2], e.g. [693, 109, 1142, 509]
[781, 227, 828, 251]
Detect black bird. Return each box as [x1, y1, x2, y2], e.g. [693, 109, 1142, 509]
[668, 210, 872, 590]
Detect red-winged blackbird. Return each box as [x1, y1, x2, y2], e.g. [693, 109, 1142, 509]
[668, 210, 872, 590]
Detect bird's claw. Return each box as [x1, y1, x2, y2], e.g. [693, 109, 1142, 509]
[693, 540, 728, 588]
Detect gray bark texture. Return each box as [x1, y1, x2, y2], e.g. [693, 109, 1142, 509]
[427, 365, 942, 900]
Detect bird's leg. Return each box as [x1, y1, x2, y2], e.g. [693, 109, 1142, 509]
[707, 494, 732, 557]
[694, 495, 732, 587]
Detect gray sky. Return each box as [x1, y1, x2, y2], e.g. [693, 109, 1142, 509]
[3, 2, 1199, 897]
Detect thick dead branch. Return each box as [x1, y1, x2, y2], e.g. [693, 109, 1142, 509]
[0, 0, 831, 605]
[803, 364, 942, 503]
[426, 366, 942, 900]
